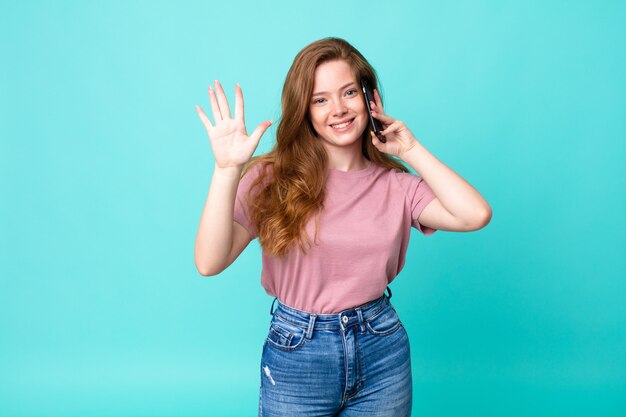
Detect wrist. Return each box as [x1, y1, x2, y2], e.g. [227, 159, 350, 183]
[399, 140, 418, 160]
[213, 163, 244, 179]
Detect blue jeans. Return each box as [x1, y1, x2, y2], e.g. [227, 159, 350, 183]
[259, 290, 412, 416]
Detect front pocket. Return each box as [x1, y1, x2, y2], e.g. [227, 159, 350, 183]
[365, 305, 403, 336]
[265, 317, 307, 352]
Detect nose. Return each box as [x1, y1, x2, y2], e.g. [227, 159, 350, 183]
[331, 98, 348, 116]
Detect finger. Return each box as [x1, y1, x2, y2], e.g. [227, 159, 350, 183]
[371, 108, 395, 124]
[234, 83, 245, 123]
[370, 130, 383, 148]
[208, 86, 222, 122]
[374, 89, 384, 111]
[248, 120, 273, 145]
[214, 80, 232, 119]
[380, 120, 403, 135]
[195, 105, 214, 133]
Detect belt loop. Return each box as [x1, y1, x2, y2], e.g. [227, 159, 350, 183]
[269, 297, 277, 315]
[305, 314, 317, 340]
[356, 308, 365, 333]
[385, 286, 393, 300]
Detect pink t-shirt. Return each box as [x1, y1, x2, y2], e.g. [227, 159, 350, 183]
[233, 159, 437, 314]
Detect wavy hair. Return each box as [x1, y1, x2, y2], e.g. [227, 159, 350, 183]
[242, 37, 411, 257]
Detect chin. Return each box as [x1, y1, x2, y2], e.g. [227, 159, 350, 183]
[326, 124, 366, 145]
[324, 133, 362, 146]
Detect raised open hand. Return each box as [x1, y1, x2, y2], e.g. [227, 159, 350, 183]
[195, 80, 272, 169]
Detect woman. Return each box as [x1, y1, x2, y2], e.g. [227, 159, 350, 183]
[194, 37, 491, 416]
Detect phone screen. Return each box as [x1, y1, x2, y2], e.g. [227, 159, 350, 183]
[360, 79, 386, 143]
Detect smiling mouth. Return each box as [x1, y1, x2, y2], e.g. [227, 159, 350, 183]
[330, 118, 355, 130]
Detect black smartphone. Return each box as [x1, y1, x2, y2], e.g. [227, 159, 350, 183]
[360, 79, 386, 143]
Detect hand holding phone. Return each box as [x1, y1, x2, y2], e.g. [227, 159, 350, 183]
[360, 79, 386, 143]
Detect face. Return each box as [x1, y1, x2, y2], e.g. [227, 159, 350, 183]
[309, 60, 368, 151]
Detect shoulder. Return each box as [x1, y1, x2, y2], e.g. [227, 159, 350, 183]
[380, 166, 426, 195]
[241, 157, 274, 186]
[242, 157, 270, 177]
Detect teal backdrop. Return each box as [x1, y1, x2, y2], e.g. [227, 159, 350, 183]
[1, 1, 625, 416]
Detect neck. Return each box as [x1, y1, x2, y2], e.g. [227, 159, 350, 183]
[323, 142, 368, 172]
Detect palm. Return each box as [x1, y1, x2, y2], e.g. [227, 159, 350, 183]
[373, 128, 405, 157]
[209, 120, 256, 167]
[195, 80, 272, 169]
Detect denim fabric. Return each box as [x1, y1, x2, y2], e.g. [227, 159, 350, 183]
[259, 293, 412, 416]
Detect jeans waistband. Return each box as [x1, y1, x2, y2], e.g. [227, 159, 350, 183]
[269, 287, 393, 334]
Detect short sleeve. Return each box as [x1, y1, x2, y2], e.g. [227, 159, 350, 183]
[395, 171, 438, 236]
[233, 163, 268, 239]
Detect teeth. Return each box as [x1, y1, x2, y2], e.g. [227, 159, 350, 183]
[331, 119, 353, 129]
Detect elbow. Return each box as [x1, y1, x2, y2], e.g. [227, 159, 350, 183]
[470, 206, 492, 230]
[194, 245, 227, 276]
[196, 267, 214, 277]
[195, 259, 224, 277]
[196, 266, 221, 277]
[460, 206, 492, 232]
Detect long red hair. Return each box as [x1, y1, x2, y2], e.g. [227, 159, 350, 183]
[242, 37, 410, 257]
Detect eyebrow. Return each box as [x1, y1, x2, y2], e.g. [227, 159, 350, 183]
[312, 82, 356, 97]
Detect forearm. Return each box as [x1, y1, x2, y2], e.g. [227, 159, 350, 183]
[400, 140, 491, 222]
[194, 165, 242, 275]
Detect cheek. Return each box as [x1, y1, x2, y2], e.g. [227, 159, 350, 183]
[309, 108, 326, 128]
[353, 100, 367, 118]
[355, 103, 369, 131]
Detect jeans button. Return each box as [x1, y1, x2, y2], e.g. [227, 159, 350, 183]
[342, 316, 349, 324]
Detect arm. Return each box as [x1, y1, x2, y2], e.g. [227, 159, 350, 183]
[369, 90, 492, 232]
[401, 142, 492, 232]
[193, 80, 271, 275]
[194, 165, 252, 276]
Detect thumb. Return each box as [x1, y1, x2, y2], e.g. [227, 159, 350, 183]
[370, 130, 382, 147]
[249, 120, 273, 145]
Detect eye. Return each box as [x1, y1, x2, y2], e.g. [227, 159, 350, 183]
[345, 89, 358, 97]
[312, 97, 326, 104]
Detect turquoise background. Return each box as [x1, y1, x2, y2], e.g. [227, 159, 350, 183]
[1, 0, 625, 416]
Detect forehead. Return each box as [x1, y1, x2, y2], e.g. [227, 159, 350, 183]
[313, 60, 356, 90]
